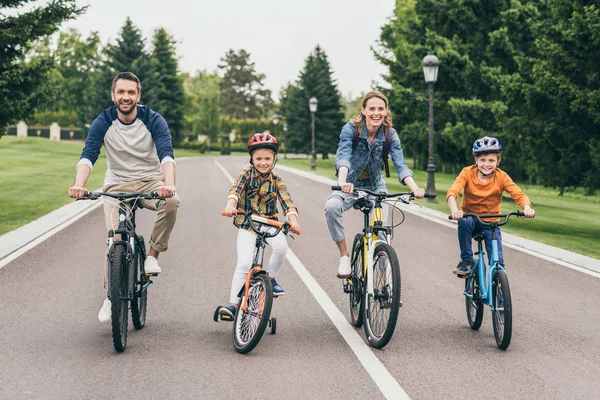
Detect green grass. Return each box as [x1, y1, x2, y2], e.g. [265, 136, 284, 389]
[278, 157, 600, 260]
[0, 137, 207, 236]
[1, 137, 598, 260]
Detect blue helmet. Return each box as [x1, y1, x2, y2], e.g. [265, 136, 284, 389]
[473, 136, 502, 155]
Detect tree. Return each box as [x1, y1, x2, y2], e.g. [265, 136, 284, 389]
[283, 46, 344, 158]
[0, 0, 85, 133]
[149, 28, 185, 144]
[182, 71, 222, 142]
[218, 49, 273, 119]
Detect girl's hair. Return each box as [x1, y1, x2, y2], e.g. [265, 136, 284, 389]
[351, 90, 393, 132]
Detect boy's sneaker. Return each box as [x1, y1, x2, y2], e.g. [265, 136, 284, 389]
[219, 305, 236, 321]
[337, 255, 351, 278]
[453, 260, 474, 276]
[98, 298, 111, 323]
[145, 256, 161, 275]
[271, 279, 285, 297]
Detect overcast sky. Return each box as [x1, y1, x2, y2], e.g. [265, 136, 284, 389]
[63, 0, 396, 100]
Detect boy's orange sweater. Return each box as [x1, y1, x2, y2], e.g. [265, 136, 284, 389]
[446, 166, 531, 215]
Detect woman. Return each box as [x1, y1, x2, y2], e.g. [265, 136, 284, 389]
[324, 90, 425, 278]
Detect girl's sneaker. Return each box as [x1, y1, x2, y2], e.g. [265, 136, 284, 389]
[219, 305, 236, 321]
[272, 279, 285, 297]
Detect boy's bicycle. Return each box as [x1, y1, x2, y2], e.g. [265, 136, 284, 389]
[79, 191, 162, 352]
[449, 211, 525, 350]
[215, 211, 300, 354]
[332, 186, 432, 349]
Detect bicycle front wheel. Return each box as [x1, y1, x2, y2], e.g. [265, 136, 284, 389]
[109, 243, 129, 352]
[131, 239, 148, 330]
[233, 273, 273, 354]
[349, 233, 364, 327]
[362, 243, 401, 349]
[492, 270, 512, 350]
[465, 274, 483, 330]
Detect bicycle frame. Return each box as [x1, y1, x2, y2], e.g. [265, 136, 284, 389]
[361, 201, 389, 297]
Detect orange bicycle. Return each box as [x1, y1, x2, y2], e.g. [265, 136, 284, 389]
[215, 211, 300, 354]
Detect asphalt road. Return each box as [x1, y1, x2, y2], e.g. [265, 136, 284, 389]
[1, 156, 598, 399]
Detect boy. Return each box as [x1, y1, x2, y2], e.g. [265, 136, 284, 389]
[219, 132, 300, 319]
[447, 136, 535, 275]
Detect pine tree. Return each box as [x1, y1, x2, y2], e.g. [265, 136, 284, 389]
[150, 28, 185, 144]
[0, 0, 85, 132]
[284, 46, 344, 157]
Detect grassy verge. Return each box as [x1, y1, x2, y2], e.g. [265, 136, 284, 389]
[0, 137, 206, 236]
[277, 157, 600, 260]
[1, 137, 598, 260]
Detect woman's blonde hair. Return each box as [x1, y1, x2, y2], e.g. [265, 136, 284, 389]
[352, 90, 393, 132]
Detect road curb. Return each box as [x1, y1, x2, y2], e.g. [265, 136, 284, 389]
[275, 164, 600, 276]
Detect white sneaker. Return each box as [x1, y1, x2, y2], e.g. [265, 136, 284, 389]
[145, 256, 161, 275]
[98, 298, 111, 323]
[337, 255, 351, 278]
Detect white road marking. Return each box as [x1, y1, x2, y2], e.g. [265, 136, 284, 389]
[215, 159, 410, 400]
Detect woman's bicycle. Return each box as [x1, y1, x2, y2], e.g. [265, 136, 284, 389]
[332, 185, 432, 349]
[79, 191, 162, 352]
[215, 211, 300, 354]
[449, 211, 525, 350]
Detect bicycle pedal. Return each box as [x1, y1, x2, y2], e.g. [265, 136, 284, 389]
[145, 272, 159, 277]
[455, 273, 470, 279]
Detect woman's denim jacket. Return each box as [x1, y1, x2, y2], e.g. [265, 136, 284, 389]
[334, 121, 414, 188]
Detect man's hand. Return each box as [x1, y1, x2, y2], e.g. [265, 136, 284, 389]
[69, 186, 87, 199]
[157, 185, 176, 198]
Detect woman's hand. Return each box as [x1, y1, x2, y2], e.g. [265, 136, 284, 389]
[338, 179, 354, 194]
[412, 187, 425, 199]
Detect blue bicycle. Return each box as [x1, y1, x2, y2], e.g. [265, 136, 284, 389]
[450, 211, 525, 350]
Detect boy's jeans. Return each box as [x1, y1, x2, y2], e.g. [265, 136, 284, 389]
[458, 217, 504, 266]
[325, 179, 388, 243]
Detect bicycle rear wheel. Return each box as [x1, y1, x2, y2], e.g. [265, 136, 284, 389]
[233, 273, 273, 354]
[492, 270, 512, 350]
[349, 233, 364, 327]
[465, 274, 483, 330]
[109, 243, 129, 352]
[362, 243, 401, 349]
[131, 237, 148, 330]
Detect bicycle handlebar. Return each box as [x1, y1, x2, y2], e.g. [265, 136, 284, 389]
[331, 186, 436, 202]
[448, 211, 526, 227]
[77, 191, 165, 201]
[221, 210, 301, 236]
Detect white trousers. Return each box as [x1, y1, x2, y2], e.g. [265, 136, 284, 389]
[229, 227, 288, 304]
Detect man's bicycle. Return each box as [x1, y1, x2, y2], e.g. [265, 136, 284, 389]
[332, 186, 431, 349]
[79, 191, 162, 352]
[449, 211, 525, 350]
[215, 211, 300, 354]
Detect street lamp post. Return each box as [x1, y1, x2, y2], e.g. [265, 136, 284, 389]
[282, 122, 288, 159]
[309, 97, 318, 170]
[272, 113, 279, 152]
[422, 52, 439, 203]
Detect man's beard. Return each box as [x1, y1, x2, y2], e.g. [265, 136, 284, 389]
[115, 100, 137, 115]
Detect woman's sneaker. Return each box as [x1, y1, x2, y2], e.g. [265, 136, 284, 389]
[98, 298, 111, 323]
[337, 255, 351, 278]
[219, 305, 236, 321]
[271, 279, 285, 297]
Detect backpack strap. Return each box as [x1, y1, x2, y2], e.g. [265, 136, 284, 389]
[351, 122, 392, 178]
[383, 125, 391, 178]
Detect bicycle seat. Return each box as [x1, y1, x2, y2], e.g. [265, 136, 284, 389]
[473, 231, 486, 242]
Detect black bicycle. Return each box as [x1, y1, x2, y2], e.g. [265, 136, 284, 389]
[79, 191, 162, 352]
[215, 211, 300, 354]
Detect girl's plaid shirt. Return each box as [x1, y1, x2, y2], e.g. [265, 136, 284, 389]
[227, 165, 298, 231]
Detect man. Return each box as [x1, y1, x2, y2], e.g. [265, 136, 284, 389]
[68, 72, 179, 322]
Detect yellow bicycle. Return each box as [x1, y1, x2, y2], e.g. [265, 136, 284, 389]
[332, 186, 432, 348]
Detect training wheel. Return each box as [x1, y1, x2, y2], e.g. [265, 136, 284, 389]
[270, 317, 277, 334]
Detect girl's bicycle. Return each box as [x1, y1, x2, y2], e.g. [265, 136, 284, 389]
[215, 211, 300, 354]
[332, 185, 432, 349]
[449, 211, 525, 350]
[79, 191, 162, 352]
